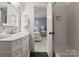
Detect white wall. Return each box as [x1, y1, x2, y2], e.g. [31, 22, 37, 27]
[68, 3, 79, 54]
[67, 3, 75, 49]
[54, 2, 69, 52]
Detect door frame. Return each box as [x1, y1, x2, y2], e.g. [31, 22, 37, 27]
[47, 2, 56, 57]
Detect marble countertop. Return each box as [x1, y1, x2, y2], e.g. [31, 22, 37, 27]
[0, 32, 30, 41]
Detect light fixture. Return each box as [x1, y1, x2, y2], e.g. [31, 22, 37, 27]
[10, 2, 19, 7]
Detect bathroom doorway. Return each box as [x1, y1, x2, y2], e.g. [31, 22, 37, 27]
[34, 6, 47, 52]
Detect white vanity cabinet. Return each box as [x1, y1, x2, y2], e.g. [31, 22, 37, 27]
[0, 33, 30, 57]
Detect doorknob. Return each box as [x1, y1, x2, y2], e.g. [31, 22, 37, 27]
[49, 32, 55, 34]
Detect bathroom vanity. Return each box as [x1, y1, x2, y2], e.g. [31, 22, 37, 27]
[0, 32, 30, 57]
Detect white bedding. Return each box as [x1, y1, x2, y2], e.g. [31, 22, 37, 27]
[34, 31, 42, 41]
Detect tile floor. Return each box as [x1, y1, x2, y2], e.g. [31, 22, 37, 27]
[34, 37, 47, 52]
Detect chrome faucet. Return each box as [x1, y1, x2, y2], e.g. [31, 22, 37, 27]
[9, 29, 15, 34]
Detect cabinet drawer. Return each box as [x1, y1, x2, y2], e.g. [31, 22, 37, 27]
[12, 39, 22, 51]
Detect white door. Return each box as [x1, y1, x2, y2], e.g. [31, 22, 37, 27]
[47, 2, 54, 57]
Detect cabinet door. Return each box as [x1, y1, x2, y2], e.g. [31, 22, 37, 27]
[22, 35, 29, 57]
[12, 48, 22, 57]
[25, 35, 30, 56]
[12, 39, 22, 51]
[22, 37, 27, 57]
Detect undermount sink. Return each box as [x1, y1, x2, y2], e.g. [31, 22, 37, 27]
[0, 33, 11, 39]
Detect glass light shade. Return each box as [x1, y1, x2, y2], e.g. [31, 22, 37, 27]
[11, 2, 19, 7]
